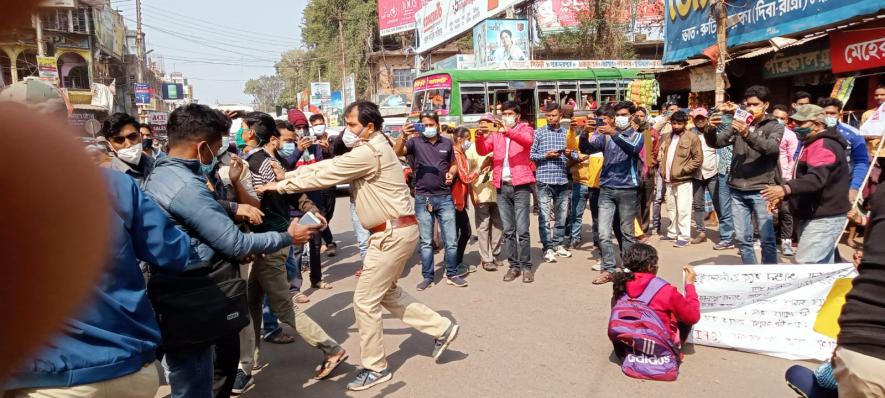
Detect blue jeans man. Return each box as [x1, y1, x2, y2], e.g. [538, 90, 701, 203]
[597, 187, 638, 275]
[498, 183, 533, 272]
[731, 190, 777, 264]
[537, 182, 572, 255]
[567, 183, 595, 247]
[415, 195, 459, 281]
[796, 216, 846, 264]
[716, 173, 735, 247]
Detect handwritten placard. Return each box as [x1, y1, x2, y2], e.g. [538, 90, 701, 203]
[688, 263, 856, 361]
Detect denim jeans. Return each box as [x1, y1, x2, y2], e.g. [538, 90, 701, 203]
[351, 203, 370, 260]
[415, 194, 458, 278]
[651, 172, 666, 232]
[598, 187, 639, 272]
[568, 183, 592, 245]
[537, 182, 572, 251]
[498, 183, 533, 270]
[692, 176, 719, 232]
[796, 216, 846, 264]
[163, 345, 214, 398]
[717, 174, 734, 244]
[731, 190, 777, 264]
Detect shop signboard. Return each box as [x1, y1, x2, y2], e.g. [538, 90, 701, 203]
[829, 28, 885, 74]
[415, 0, 522, 53]
[663, 0, 885, 64]
[134, 83, 150, 106]
[161, 83, 185, 101]
[506, 59, 664, 69]
[36, 56, 59, 82]
[379, 0, 426, 36]
[413, 74, 452, 91]
[474, 19, 531, 68]
[535, 0, 663, 40]
[94, 7, 124, 58]
[762, 40, 831, 79]
[310, 82, 332, 108]
[148, 112, 169, 126]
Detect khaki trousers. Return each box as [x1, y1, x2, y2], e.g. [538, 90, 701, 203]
[355, 223, 452, 372]
[474, 203, 503, 264]
[242, 246, 338, 375]
[5, 363, 158, 398]
[834, 346, 885, 398]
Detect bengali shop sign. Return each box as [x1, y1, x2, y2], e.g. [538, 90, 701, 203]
[379, 0, 426, 36]
[762, 40, 830, 79]
[688, 263, 856, 361]
[829, 28, 885, 74]
[663, 0, 884, 63]
[415, 0, 521, 53]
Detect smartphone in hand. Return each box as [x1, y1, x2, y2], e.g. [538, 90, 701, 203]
[413, 123, 426, 133]
[299, 212, 322, 226]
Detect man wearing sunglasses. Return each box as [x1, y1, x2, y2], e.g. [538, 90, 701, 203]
[101, 112, 154, 185]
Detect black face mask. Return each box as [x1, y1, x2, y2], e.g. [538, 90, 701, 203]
[143, 138, 153, 149]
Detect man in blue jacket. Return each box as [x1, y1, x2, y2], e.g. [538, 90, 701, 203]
[580, 102, 644, 285]
[3, 169, 191, 398]
[144, 104, 320, 398]
[815, 97, 870, 204]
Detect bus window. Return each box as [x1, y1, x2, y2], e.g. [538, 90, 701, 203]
[599, 80, 619, 108]
[579, 81, 598, 110]
[617, 80, 632, 104]
[537, 82, 557, 113]
[460, 84, 487, 115]
[487, 82, 508, 114]
[558, 82, 578, 111]
[412, 91, 427, 114]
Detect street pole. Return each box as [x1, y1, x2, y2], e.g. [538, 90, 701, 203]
[337, 11, 346, 92]
[34, 13, 46, 56]
[714, 0, 728, 105]
[136, 0, 145, 83]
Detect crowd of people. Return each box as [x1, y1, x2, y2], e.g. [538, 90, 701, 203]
[1, 79, 884, 397]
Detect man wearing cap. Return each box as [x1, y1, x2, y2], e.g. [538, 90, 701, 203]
[469, 114, 504, 271]
[689, 107, 720, 245]
[258, 101, 459, 392]
[762, 105, 850, 264]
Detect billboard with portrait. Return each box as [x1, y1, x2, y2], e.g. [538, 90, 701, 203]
[474, 19, 530, 68]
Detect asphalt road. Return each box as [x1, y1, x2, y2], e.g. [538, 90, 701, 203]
[158, 198, 818, 398]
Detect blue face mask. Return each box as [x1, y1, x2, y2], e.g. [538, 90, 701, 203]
[199, 143, 219, 175]
[793, 126, 814, 140]
[776, 119, 785, 126]
[422, 127, 438, 138]
[277, 142, 296, 158]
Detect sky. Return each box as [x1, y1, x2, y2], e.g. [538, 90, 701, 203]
[111, 0, 308, 105]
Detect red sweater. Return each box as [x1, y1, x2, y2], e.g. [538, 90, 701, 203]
[625, 272, 701, 344]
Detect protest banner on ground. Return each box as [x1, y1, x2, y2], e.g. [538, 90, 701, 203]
[688, 263, 856, 361]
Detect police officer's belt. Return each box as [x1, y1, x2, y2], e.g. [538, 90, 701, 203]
[369, 215, 418, 235]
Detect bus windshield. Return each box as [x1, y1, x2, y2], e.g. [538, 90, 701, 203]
[411, 73, 452, 115]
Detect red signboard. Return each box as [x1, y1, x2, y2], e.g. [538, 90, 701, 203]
[413, 74, 452, 91]
[378, 0, 425, 36]
[830, 28, 885, 74]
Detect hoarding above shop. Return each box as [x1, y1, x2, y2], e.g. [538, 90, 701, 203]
[663, 0, 885, 64]
[414, 0, 523, 53]
[378, 0, 427, 36]
[534, 0, 664, 40]
[474, 19, 531, 68]
[829, 28, 885, 74]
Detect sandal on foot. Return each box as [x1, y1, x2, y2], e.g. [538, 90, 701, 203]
[264, 332, 295, 344]
[293, 293, 310, 304]
[311, 281, 333, 290]
[314, 351, 348, 380]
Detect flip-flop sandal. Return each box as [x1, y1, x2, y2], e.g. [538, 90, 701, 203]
[293, 293, 310, 304]
[314, 352, 348, 380]
[311, 282, 333, 290]
[265, 332, 295, 344]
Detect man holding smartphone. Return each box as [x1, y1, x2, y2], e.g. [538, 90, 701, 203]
[531, 102, 577, 263]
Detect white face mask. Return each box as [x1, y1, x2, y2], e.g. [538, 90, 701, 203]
[502, 115, 517, 128]
[615, 116, 630, 129]
[116, 143, 143, 165]
[311, 125, 327, 136]
[342, 128, 362, 148]
[825, 116, 838, 128]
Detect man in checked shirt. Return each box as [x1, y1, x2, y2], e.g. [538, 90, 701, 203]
[531, 102, 578, 263]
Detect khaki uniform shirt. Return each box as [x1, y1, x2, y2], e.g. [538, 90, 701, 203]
[276, 133, 414, 229]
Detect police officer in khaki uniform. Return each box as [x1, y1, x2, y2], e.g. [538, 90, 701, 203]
[259, 101, 460, 392]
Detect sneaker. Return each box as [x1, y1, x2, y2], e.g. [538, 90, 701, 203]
[432, 323, 460, 360]
[346, 368, 392, 391]
[782, 240, 795, 256]
[454, 264, 470, 278]
[591, 262, 603, 271]
[416, 278, 433, 291]
[467, 264, 478, 273]
[231, 370, 254, 395]
[555, 245, 573, 258]
[673, 240, 690, 248]
[713, 241, 735, 250]
[446, 275, 468, 287]
[503, 268, 521, 282]
[544, 249, 557, 263]
[691, 232, 707, 244]
[325, 242, 337, 257]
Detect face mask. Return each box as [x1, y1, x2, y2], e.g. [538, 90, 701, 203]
[235, 128, 246, 150]
[221, 136, 230, 151]
[311, 125, 326, 135]
[793, 125, 814, 140]
[116, 143, 143, 166]
[198, 143, 220, 175]
[277, 142, 296, 158]
[751, 107, 765, 120]
[462, 141, 473, 151]
[342, 128, 363, 148]
[776, 119, 785, 125]
[143, 138, 153, 150]
[422, 127, 438, 138]
[502, 116, 517, 128]
[825, 117, 838, 128]
[615, 116, 630, 129]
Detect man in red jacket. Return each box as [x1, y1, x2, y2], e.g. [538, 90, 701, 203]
[475, 100, 537, 283]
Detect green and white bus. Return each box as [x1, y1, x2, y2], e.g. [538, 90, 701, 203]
[410, 61, 658, 128]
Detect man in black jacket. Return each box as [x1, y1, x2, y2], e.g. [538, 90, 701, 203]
[761, 105, 850, 264]
[835, 161, 885, 396]
[705, 85, 784, 264]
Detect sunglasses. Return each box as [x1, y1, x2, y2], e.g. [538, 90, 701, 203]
[110, 132, 140, 145]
